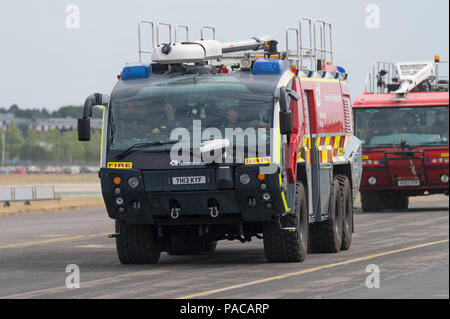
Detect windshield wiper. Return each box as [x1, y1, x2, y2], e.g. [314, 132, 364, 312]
[364, 144, 397, 150]
[115, 141, 177, 160]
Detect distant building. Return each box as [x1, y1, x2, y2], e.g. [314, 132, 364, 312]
[0, 113, 102, 134]
[0, 113, 32, 132]
[34, 117, 102, 133]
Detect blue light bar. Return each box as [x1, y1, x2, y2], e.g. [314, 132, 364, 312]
[121, 63, 152, 80]
[252, 59, 284, 75]
[337, 66, 346, 73]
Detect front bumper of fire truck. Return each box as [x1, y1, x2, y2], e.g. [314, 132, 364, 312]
[359, 149, 449, 195]
[99, 166, 286, 225]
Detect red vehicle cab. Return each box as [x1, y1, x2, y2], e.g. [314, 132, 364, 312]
[353, 59, 449, 211]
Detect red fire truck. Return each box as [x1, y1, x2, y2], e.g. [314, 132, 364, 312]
[353, 58, 449, 212]
[78, 19, 362, 264]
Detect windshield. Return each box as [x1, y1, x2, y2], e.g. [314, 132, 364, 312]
[354, 106, 449, 148]
[108, 74, 275, 154]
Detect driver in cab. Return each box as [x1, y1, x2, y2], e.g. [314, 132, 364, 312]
[151, 102, 181, 136]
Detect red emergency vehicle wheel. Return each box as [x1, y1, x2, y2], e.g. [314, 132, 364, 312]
[385, 194, 409, 210]
[361, 191, 384, 212]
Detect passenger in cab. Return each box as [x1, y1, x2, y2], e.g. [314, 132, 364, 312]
[366, 113, 389, 143]
[431, 110, 449, 140]
[398, 112, 420, 133]
[151, 102, 182, 136]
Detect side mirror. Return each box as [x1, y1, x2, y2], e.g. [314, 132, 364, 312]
[286, 88, 300, 102]
[279, 87, 293, 135]
[280, 111, 293, 135]
[78, 93, 109, 142]
[78, 118, 91, 141]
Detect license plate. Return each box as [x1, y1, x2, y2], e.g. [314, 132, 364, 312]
[172, 176, 207, 185]
[398, 180, 420, 187]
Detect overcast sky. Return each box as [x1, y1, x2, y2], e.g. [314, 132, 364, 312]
[0, 0, 448, 111]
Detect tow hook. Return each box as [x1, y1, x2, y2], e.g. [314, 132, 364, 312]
[170, 207, 181, 219]
[209, 206, 219, 218]
[108, 224, 121, 238]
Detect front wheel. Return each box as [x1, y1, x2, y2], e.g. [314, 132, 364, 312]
[166, 236, 217, 255]
[115, 221, 161, 264]
[386, 194, 409, 210]
[263, 182, 308, 263]
[361, 191, 384, 212]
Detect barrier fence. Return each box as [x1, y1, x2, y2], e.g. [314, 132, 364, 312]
[0, 185, 60, 207]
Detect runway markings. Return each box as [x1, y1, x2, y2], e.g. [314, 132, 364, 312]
[177, 239, 449, 299]
[0, 233, 110, 250]
[74, 244, 115, 249]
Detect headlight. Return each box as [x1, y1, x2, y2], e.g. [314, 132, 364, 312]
[262, 193, 271, 201]
[115, 197, 124, 205]
[239, 173, 251, 185]
[441, 175, 449, 184]
[368, 176, 377, 185]
[128, 176, 139, 189]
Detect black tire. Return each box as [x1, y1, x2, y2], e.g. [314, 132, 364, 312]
[337, 175, 353, 251]
[115, 221, 161, 264]
[386, 195, 409, 210]
[204, 241, 218, 253]
[361, 191, 384, 212]
[263, 182, 308, 263]
[309, 177, 344, 253]
[166, 235, 205, 255]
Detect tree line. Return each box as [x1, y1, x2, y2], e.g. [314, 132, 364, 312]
[1, 104, 103, 120]
[1, 105, 102, 165]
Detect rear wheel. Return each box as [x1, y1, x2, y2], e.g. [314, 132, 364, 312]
[309, 176, 344, 253]
[115, 221, 161, 264]
[203, 241, 218, 253]
[263, 182, 308, 263]
[337, 175, 353, 251]
[166, 235, 205, 255]
[361, 191, 384, 212]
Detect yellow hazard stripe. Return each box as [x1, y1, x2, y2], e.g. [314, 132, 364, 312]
[281, 191, 291, 213]
[334, 136, 341, 149]
[322, 150, 328, 163]
[100, 108, 105, 167]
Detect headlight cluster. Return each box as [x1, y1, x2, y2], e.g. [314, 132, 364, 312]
[239, 173, 251, 185]
[240, 172, 273, 209]
[363, 159, 385, 165]
[427, 158, 449, 164]
[368, 176, 377, 185]
[128, 176, 140, 188]
[111, 176, 141, 213]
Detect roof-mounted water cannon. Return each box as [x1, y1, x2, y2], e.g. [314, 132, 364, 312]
[393, 61, 439, 99]
[264, 40, 280, 57]
[365, 56, 448, 95]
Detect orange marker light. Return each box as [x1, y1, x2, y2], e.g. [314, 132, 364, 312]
[291, 65, 298, 74]
[113, 177, 122, 185]
[257, 173, 266, 181]
[435, 55, 440, 63]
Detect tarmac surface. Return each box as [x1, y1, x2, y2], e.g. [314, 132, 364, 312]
[0, 196, 448, 299]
